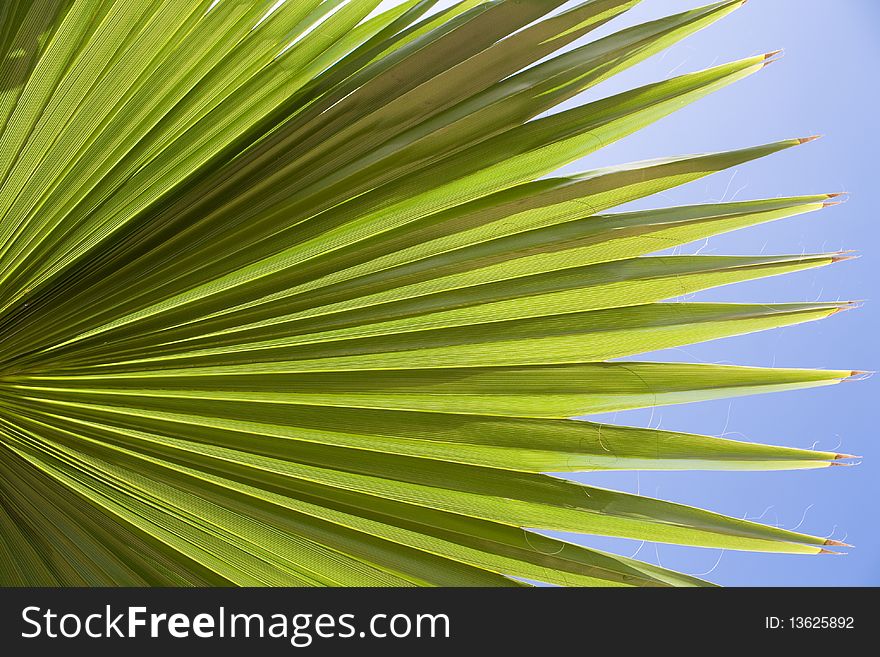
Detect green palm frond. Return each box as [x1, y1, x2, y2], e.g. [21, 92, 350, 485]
[0, 0, 858, 587]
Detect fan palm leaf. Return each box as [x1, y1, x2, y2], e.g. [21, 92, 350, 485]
[0, 0, 858, 586]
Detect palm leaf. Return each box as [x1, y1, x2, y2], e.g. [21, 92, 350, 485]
[0, 0, 857, 587]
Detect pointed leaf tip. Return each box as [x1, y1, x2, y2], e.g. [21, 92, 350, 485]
[834, 453, 862, 460]
[818, 549, 842, 555]
[824, 539, 853, 548]
[827, 301, 859, 315]
[798, 135, 823, 144]
[843, 370, 874, 384]
[764, 49, 783, 60]
[823, 192, 849, 207]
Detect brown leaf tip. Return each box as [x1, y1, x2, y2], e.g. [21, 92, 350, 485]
[844, 371, 874, 384]
[824, 192, 849, 208]
[798, 135, 823, 144]
[824, 539, 853, 548]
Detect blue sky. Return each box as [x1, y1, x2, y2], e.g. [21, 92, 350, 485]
[376, 0, 879, 586]
[554, 0, 879, 587]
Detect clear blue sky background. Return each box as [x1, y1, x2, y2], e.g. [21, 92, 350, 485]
[559, 0, 879, 587]
[550, 0, 879, 587]
[377, 0, 878, 586]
